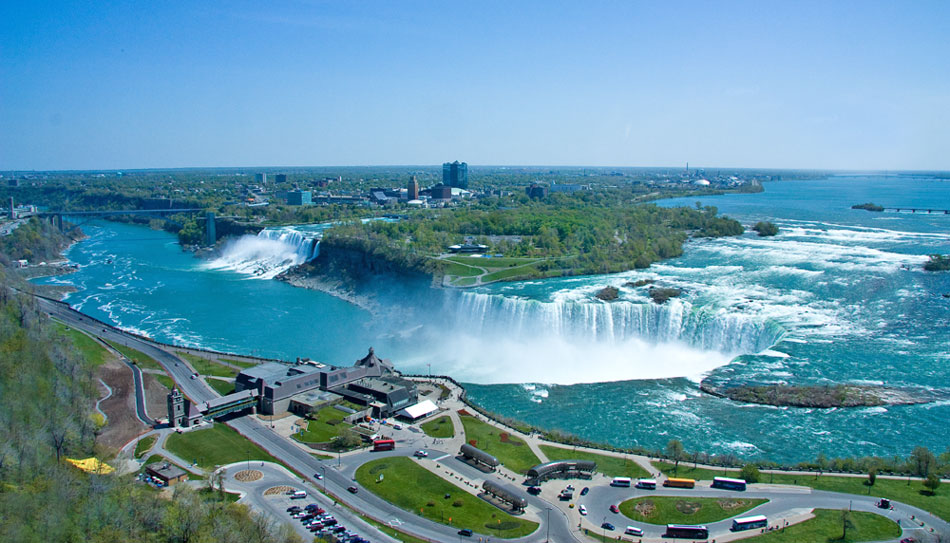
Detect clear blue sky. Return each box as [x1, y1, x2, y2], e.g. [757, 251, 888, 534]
[2, 1, 948, 171]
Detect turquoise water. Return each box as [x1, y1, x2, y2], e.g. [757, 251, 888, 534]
[38, 175, 950, 462]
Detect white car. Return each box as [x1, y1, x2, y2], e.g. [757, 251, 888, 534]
[413, 450, 428, 458]
[578, 505, 587, 516]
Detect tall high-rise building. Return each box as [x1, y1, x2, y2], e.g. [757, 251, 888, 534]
[255, 173, 267, 184]
[407, 175, 420, 200]
[442, 161, 468, 189]
[274, 174, 287, 183]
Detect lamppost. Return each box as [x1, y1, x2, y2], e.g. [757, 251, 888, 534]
[427, 363, 431, 377]
[321, 465, 326, 495]
[602, 516, 607, 541]
[545, 507, 551, 542]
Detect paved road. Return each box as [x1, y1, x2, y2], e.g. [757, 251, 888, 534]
[219, 461, 399, 543]
[36, 295, 950, 543]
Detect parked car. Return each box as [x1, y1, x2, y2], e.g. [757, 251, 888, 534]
[609, 504, 620, 514]
[624, 526, 644, 536]
[579, 505, 587, 516]
[580, 486, 589, 496]
[601, 522, 615, 531]
[458, 528, 473, 537]
[527, 486, 541, 495]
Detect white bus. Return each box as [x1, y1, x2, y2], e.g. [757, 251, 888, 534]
[610, 477, 632, 487]
[732, 515, 768, 531]
[636, 478, 657, 490]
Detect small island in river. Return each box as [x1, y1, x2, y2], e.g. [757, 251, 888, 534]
[700, 381, 948, 408]
[852, 202, 885, 212]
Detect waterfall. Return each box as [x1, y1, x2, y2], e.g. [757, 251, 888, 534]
[449, 291, 783, 356]
[203, 227, 321, 279]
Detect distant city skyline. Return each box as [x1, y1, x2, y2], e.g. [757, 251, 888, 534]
[1, 1, 948, 171]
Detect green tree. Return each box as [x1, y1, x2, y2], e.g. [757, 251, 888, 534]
[666, 439, 685, 473]
[740, 464, 760, 483]
[924, 472, 941, 495]
[867, 468, 877, 487]
[910, 446, 936, 477]
[752, 221, 779, 237]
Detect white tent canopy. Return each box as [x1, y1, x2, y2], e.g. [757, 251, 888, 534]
[396, 399, 438, 420]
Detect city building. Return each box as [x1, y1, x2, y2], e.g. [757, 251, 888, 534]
[430, 184, 452, 200]
[286, 190, 312, 206]
[232, 348, 418, 418]
[255, 173, 267, 183]
[145, 462, 189, 486]
[275, 174, 287, 183]
[526, 184, 548, 199]
[549, 182, 588, 194]
[442, 161, 469, 188]
[407, 175, 419, 200]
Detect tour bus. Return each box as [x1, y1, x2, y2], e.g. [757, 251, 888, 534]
[372, 439, 395, 452]
[610, 477, 632, 487]
[636, 478, 657, 490]
[712, 476, 747, 491]
[732, 515, 768, 531]
[665, 524, 709, 539]
[663, 477, 696, 489]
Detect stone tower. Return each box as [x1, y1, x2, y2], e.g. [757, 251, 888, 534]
[167, 387, 186, 428]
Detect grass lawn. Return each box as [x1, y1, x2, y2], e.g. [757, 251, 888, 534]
[106, 340, 163, 371]
[453, 276, 478, 287]
[448, 256, 538, 268]
[176, 351, 238, 377]
[135, 435, 157, 458]
[652, 461, 950, 521]
[355, 457, 538, 538]
[421, 416, 455, 438]
[766, 472, 950, 522]
[55, 323, 110, 366]
[459, 415, 540, 474]
[220, 358, 257, 369]
[205, 378, 235, 396]
[444, 261, 483, 277]
[165, 423, 284, 470]
[294, 406, 353, 444]
[619, 496, 768, 525]
[153, 373, 175, 390]
[652, 460, 733, 479]
[482, 264, 542, 282]
[540, 445, 649, 479]
[740, 509, 900, 542]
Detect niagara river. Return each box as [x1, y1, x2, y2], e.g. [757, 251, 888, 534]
[35, 174, 950, 463]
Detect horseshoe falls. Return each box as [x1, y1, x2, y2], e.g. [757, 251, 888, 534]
[33, 174, 950, 462]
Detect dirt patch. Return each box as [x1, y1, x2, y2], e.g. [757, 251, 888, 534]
[95, 356, 146, 451]
[675, 500, 702, 515]
[264, 486, 295, 496]
[235, 470, 263, 482]
[718, 498, 748, 510]
[457, 409, 473, 417]
[634, 500, 655, 517]
[142, 372, 172, 421]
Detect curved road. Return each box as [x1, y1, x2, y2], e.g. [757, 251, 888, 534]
[37, 296, 950, 543]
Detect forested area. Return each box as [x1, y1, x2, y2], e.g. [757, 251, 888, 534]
[324, 201, 744, 279]
[0, 217, 79, 264]
[0, 270, 302, 543]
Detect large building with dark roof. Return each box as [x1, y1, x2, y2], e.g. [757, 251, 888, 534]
[233, 348, 417, 418]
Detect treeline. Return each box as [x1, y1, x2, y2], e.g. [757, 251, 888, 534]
[323, 202, 744, 278]
[0, 272, 302, 543]
[0, 217, 80, 264]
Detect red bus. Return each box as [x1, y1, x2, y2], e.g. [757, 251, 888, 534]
[372, 439, 395, 452]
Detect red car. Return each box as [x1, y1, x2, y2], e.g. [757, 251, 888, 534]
[609, 504, 620, 514]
